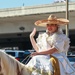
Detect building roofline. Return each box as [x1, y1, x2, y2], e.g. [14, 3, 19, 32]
[0, 2, 75, 18]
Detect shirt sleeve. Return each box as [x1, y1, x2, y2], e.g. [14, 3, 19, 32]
[53, 35, 70, 53]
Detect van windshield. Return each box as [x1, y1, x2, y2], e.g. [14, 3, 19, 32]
[6, 52, 15, 56]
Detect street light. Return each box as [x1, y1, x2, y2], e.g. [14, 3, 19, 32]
[19, 26, 25, 32]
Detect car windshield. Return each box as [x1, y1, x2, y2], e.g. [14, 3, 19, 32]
[67, 56, 75, 62]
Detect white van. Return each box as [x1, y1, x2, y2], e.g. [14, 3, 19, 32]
[5, 50, 25, 62]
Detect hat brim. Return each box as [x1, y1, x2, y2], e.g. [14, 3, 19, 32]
[35, 18, 69, 27]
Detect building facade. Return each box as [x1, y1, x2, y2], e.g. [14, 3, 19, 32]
[0, 2, 75, 50]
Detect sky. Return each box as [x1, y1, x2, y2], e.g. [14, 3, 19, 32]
[0, 0, 74, 9]
[0, 0, 54, 9]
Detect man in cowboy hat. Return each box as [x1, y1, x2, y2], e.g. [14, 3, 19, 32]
[26, 14, 75, 75]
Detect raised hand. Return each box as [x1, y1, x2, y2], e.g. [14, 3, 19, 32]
[30, 28, 36, 38]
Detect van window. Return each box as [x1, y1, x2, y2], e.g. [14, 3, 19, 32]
[18, 52, 24, 57]
[6, 52, 15, 56]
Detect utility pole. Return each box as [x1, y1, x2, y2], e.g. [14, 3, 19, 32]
[66, 0, 69, 37]
[66, 0, 69, 56]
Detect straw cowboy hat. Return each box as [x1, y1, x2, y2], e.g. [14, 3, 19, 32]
[34, 14, 69, 27]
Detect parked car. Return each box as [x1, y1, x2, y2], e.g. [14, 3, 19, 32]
[67, 55, 75, 69]
[21, 50, 35, 64]
[5, 50, 25, 62]
[67, 51, 75, 55]
[5, 50, 35, 64]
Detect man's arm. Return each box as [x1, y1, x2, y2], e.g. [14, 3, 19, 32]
[31, 47, 58, 56]
[30, 28, 39, 52]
